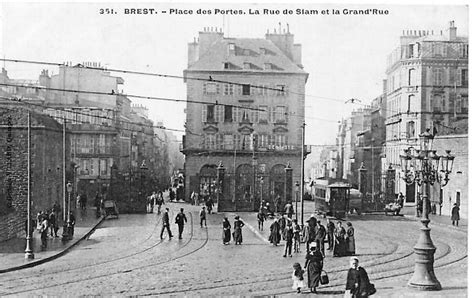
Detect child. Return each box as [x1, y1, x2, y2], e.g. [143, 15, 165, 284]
[292, 262, 306, 293]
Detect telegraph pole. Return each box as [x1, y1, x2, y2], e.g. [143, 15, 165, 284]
[25, 111, 34, 259]
[300, 123, 305, 225]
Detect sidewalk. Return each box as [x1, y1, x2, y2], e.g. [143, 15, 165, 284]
[0, 207, 104, 274]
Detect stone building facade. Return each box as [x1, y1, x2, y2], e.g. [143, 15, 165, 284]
[0, 106, 65, 241]
[182, 27, 308, 211]
[384, 21, 468, 206]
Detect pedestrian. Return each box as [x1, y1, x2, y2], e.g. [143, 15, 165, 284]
[94, 192, 101, 218]
[284, 202, 294, 218]
[69, 212, 76, 237]
[292, 262, 306, 294]
[326, 219, 335, 251]
[315, 220, 327, 257]
[345, 257, 375, 298]
[301, 221, 309, 250]
[191, 191, 198, 206]
[160, 207, 173, 240]
[39, 216, 49, 249]
[269, 218, 281, 246]
[306, 215, 317, 253]
[199, 206, 207, 227]
[346, 222, 356, 256]
[257, 209, 266, 231]
[49, 209, 58, 237]
[304, 242, 324, 294]
[334, 220, 346, 257]
[169, 189, 175, 201]
[175, 208, 187, 239]
[149, 191, 156, 213]
[293, 219, 301, 253]
[233, 216, 245, 245]
[206, 197, 214, 214]
[156, 192, 164, 213]
[222, 217, 231, 244]
[283, 221, 294, 257]
[416, 194, 423, 217]
[52, 201, 61, 220]
[451, 203, 460, 226]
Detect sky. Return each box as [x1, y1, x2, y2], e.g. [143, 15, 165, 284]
[0, 3, 469, 146]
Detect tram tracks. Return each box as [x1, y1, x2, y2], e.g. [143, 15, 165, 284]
[1, 212, 210, 296]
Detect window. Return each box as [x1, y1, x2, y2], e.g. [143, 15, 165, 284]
[255, 84, 268, 96]
[432, 95, 442, 113]
[215, 105, 224, 122]
[232, 107, 239, 122]
[258, 134, 268, 148]
[462, 44, 468, 58]
[204, 134, 216, 149]
[461, 95, 468, 113]
[224, 134, 233, 150]
[203, 83, 219, 95]
[207, 105, 215, 122]
[408, 44, 414, 58]
[242, 84, 251, 95]
[224, 83, 234, 95]
[100, 159, 107, 175]
[216, 134, 224, 150]
[241, 109, 250, 122]
[408, 68, 415, 86]
[264, 63, 272, 70]
[258, 105, 268, 123]
[407, 121, 415, 138]
[276, 85, 286, 96]
[249, 109, 258, 123]
[433, 68, 443, 86]
[243, 63, 251, 70]
[275, 106, 288, 123]
[224, 105, 233, 122]
[433, 43, 446, 57]
[229, 43, 235, 51]
[242, 135, 251, 150]
[224, 62, 230, 69]
[233, 134, 241, 150]
[407, 95, 414, 113]
[461, 69, 468, 86]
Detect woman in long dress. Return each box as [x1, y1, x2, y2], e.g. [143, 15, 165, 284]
[222, 217, 231, 244]
[304, 242, 324, 293]
[334, 221, 346, 257]
[346, 222, 356, 256]
[233, 216, 245, 245]
[345, 257, 372, 298]
[269, 218, 281, 246]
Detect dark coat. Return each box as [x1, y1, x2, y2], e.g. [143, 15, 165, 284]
[346, 266, 370, 298]
[451, 206, 460, 221]
[305, 250, 324, 288]
[162, 211, 170, 226]
[175, 212, 187, 225]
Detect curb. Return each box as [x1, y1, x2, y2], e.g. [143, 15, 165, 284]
[0, 216, 106, 274]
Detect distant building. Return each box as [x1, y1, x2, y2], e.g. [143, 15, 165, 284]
[0, 106, 66, 241]
[384, 21, 468, 207]
[182, 26, 308, 211]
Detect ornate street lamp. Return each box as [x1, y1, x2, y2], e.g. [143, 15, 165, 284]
[400, 129, 454, 290]
[217, 161, 225, 211]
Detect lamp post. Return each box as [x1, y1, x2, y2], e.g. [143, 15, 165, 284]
[400, 129, 454, 290]
[66, 182, 73, 240]
[140, 160, 148, 209]
[217, 161, 225, 212]
[259, 176, 264, 209]
[295, 181, 300, 225]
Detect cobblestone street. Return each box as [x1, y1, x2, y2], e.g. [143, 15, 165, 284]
[0, 201, 467, 297]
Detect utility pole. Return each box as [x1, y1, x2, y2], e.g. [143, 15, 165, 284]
[25, 111, 34, 259]
[62, 119, 68, 241]
[300, 122, 305, 225]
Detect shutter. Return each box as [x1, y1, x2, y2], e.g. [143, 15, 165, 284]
[285, 106, 289, 123]
[202, 106, 207, 122]
[203, 83, 207, 95]
[457, 68, 462, 86]
[216, 83, 221, 94]
[270, 107, 275, 123]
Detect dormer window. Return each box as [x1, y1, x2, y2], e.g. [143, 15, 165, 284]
[264, 63, 272, 70]
[224, 62, 230, 69]
[243, 49, 250, 56]
[260, 48, 266, 55]
[228, 43, 235, 51]
[243, 63, 251, 70]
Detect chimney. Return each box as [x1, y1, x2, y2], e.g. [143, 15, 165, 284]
[447, 20, 457, 41]
[39, 69, 51, 88]
[195, 27, 224, 59]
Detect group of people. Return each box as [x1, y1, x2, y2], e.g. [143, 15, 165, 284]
[30, 205, 75, 249]
[265, 213, 356, 259]
[147, 191, 165, 214]
[292, 248, 373, 296]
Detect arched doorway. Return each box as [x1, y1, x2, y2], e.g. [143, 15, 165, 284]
[199, 164, 217, 198]
[235, 164, 253, 211]
[270, 164, 286, 213]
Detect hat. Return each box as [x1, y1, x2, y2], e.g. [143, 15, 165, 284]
[309, 242, 317, 248]
[235, 216, 240, 220]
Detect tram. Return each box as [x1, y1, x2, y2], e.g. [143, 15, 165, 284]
[311, 178, 356, 218]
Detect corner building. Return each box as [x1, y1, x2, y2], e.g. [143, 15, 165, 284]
[182, 27, 308, 211]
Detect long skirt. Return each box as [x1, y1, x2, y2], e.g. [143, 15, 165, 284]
[307, 261, 322, 288]
[223, 229, 231, 243]
[269, 231, 281, 245]
[334, 237, 346, 257]
[346, 236, 355, 255]
[234, 227, 243, 244]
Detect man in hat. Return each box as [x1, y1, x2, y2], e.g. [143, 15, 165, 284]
[175, 208, 187, 239]
[199, 206, 207, 228]
[315, 220, 327, 257]
[451, 203, 460, 226]
[160, 208, 173, 240]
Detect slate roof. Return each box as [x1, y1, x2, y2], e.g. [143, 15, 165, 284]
[188, 37, 306, 74]
[414, 34, 468, 43]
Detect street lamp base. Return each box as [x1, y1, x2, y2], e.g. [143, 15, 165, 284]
[407, 225, 442, 291]
[24, 251, 34, 259]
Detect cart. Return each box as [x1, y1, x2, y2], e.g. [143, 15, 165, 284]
[103, 200, 119, 219]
